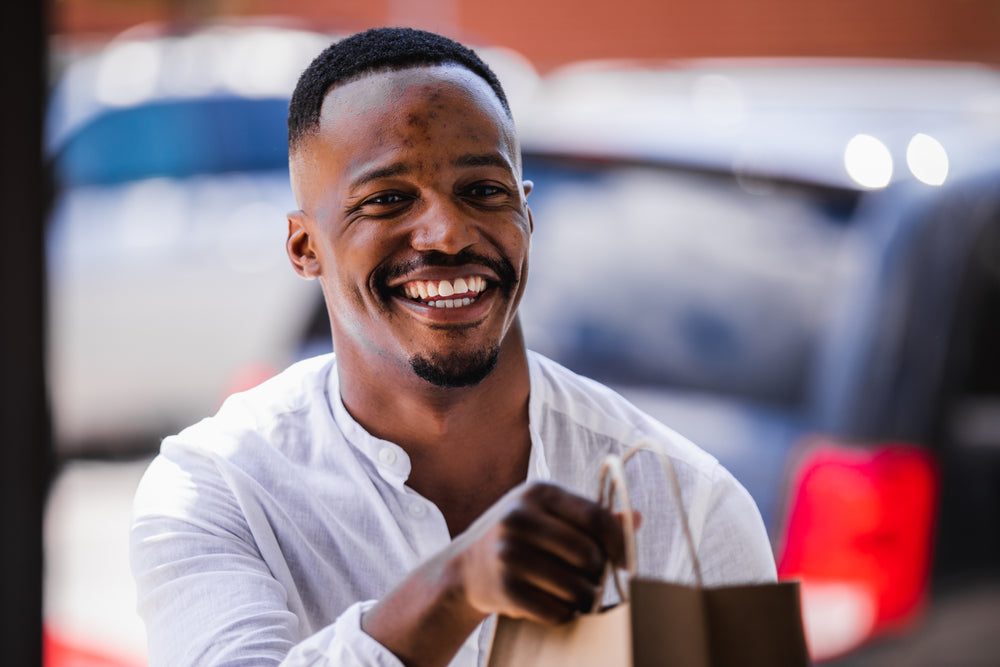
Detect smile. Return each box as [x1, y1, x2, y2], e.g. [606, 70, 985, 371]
[400, 276, 488, 309]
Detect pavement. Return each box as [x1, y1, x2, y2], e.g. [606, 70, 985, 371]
[44, 457, 151, 666]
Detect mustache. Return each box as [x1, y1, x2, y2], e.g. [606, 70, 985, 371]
[374, 250, 519, 294]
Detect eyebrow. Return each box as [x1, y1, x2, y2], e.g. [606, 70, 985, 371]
[454, 152, 512, 170]
[348, 162, 412, 191]
[348, 152, 513, 192]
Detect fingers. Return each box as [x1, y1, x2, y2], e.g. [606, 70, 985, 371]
[455, 482, 637, 625]
[520, 483, 629, 569]
[486, 483, 630, 623]
[501, 498, 607, 580]
[495, 537, 600, 623]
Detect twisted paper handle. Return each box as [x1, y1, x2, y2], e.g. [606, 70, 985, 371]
[591, 441, 704, 613]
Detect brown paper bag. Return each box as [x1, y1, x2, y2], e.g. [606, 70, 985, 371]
[486, 446, 810, 667]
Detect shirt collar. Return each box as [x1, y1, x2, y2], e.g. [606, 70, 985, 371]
[327, 364, 412, 488]
[526, 351, 552, 482]
[327, 354, 552, 487]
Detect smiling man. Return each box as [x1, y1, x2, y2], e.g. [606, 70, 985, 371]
[131, 27, 776, 667]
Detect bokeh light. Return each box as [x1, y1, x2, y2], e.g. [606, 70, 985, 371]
[844, 134, 893, 189]
[906, 133, 949, 186]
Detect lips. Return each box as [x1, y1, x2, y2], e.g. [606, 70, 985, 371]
[400, 276, 488, 309]
[375, 250, 518, 317]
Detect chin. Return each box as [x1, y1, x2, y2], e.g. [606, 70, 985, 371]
[409, 345, 500, 388]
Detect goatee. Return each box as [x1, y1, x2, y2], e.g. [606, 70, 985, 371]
[410, 345, 500, 388]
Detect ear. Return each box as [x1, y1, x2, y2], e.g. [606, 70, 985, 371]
[522, 180, 534, 234]
[287, 210, 321, 279]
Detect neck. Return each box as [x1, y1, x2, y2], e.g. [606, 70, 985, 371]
[342, 325, 528, 436]
[337, 323, 532, 534]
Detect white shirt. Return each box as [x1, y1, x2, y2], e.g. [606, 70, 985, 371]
[131, 352, 776, 666]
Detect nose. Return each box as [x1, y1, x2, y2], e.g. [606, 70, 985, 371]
[409, 196, 480, 255]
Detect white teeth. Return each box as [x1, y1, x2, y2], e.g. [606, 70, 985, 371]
[400, 276, 488, 302]
[426, 296, 476, 309]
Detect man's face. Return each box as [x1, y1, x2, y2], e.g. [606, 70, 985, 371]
[287, 65, 532, 388]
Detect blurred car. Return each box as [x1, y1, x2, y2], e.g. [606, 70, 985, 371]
[44, 23, 540, 456]
[48, 33, 1000, 662]
[506, 59, 1000, 662]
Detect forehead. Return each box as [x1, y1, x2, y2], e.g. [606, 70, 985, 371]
[290, 65, 518, 206]
[320, 64, 506, 122]
[318, 64, 513, 143]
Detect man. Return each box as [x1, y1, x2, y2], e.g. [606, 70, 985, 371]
[131, 27, 776, 667]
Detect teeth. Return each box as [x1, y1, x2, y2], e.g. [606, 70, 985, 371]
[400, 276, 488, 303]
[427, 297, 475, 309]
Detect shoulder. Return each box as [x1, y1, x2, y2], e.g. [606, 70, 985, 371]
[527, 350, 719, 473]
[134, 354, 340, 512]
[174, 353, 335, 453]
[527, 352, 774, 582]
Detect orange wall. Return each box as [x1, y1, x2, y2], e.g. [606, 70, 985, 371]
[54, 0, 1000, 70]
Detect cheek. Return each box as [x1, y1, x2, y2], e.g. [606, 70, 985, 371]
[503, 217, 533, 268]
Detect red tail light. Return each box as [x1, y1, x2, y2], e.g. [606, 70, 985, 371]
[776, 440, 938, 661]
[44, 625, 142, 667]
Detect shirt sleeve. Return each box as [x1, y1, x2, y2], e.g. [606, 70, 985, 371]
[130, 447, 404, 667]
[695, 462, 778, 586]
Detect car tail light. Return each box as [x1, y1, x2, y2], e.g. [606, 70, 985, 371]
[775, 440, 938, 661]
[44, 625, 142, 667]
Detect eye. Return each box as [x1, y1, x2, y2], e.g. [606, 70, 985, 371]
[468, 184, 501, 196]
[463, 183, 510, 201]
[353, 191, 413, 218]
[365, 192, 409, 206]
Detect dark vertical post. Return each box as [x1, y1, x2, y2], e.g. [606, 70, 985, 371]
[0, 2, 51, 664]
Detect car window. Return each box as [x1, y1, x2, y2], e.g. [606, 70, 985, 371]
[519, 155, 861, 407]
[53, 97, 290, 186]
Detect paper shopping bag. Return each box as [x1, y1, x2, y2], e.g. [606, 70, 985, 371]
[486, 444, 810, 667]
[487, 603, 631, 666]
[487, 578, 808, 667]
[629, 578, 809, 666]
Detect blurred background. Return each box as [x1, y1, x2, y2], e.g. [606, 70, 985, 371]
[28, 0, 1000, 665]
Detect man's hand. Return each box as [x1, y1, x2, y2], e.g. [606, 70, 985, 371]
[361, 482, 629, 667]
[454, 482, 627, 624]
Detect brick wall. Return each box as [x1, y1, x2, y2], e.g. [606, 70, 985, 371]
[54, 0, 1000, 70]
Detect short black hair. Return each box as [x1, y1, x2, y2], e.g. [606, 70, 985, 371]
[288, 27, 511, 151]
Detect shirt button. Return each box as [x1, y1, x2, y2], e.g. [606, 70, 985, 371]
[408, 503, 427, 518]
[378, 447, 397, 466]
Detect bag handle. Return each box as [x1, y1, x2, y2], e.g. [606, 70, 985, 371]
[592, 440, 704, 612]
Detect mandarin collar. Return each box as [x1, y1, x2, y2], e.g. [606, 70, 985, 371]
[327, 355, 551, 488]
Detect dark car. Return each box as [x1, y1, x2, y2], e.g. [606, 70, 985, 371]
[509, 59, 1000, 662]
